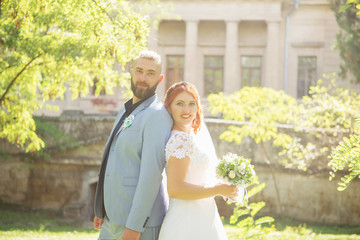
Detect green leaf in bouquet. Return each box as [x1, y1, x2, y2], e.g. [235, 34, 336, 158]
[235, 170, 242, 177]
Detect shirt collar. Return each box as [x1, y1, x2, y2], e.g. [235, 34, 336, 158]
[124, 93, 155, 114]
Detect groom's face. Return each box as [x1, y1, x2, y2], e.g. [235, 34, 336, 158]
[131, 58, 163, 103]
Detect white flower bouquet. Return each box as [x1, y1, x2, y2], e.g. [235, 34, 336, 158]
[216, 153, 256, 203]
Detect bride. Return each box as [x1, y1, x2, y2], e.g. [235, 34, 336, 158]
[159, 82, 238, 240]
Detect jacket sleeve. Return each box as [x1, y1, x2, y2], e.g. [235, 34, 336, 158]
[125, 109, 172, 232]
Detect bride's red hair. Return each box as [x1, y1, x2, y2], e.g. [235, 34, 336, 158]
[164, 82, 202, 134]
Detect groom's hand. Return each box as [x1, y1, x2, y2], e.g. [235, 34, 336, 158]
[122, 228, 141, 240]
[93, 216, 104, 230]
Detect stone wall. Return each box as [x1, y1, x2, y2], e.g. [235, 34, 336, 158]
[0, 114, 359, 225]
[0, 113, 112, 221]
[0, 156, 30, 204]
[0, 142, 105, 222]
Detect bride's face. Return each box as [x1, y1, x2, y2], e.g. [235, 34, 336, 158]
[169, 91, 198, 130]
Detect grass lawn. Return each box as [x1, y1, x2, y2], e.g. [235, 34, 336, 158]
[1, 202, 360, 240]
[0, 203, 98, 240]
[225, 218, 360, 240]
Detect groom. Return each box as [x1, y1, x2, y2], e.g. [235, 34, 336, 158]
[93, 50, 173, 240]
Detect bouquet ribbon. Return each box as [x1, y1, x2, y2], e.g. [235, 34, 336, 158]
[229, 184, 247, 203]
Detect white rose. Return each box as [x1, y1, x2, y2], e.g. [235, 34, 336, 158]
[238, 163, 246, 173]
[228, 170, 236, 179]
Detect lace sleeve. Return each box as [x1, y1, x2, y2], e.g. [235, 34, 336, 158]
[166, 132, 193, 160]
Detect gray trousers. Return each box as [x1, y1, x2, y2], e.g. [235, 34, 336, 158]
[98, 216, 160, 240]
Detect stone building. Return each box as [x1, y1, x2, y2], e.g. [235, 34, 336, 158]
[152, 0, 341, 99]
[37, 0, 359, 117]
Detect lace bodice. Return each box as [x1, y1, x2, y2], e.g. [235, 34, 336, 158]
[165, 130, 214, 186]
[166, 131, 193, 159]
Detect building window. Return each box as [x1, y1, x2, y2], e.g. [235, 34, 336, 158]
[166, 55, 184, 90]
[204, 56, 224, 95]
[241, 56, 262, 87]
[297, 56, 317, 98]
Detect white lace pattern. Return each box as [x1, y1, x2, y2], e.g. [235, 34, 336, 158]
[165, 131, 193, 160]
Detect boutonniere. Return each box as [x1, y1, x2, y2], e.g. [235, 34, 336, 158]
[123, 115, 134, 130]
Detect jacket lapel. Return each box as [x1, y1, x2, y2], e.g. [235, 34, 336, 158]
[102, 108, 126, 153]
[114, 94, 157, 137]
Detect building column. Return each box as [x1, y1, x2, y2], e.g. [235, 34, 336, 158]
[184, 20, 198, 85]
[265, 21, 281, 89]
[224, 21, 239, 93]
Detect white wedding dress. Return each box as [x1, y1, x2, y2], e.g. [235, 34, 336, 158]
[159, 130, 228, 240]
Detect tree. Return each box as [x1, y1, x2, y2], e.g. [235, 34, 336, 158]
[208, 87, 303, 216]
[0, 0, 150, 153]
[208, 75, 360, 191]
[331, 0, 360, 82]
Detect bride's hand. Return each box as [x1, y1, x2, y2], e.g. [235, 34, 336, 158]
[217, 184, 238, 200]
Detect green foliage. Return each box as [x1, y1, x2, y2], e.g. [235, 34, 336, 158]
[339, 0, 360, 14]
[299, 77, 360, 131]
[208, 87, 297, 145]
[329, 121, 360, 191]
[331, 0, 360, 82]
[209, 76, 360, 190]
[0, 0, 152, 153]
[32, 116, 78, 159]
[301, 76, 360, 190]
[208, 87, 311, 170]
[227, 181, 276, 239]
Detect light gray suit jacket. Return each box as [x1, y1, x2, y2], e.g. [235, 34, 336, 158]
[94, 94, 173, 232]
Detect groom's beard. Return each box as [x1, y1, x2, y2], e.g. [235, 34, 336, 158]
[131, 76, 158, 100]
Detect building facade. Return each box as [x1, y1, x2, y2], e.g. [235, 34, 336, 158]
[153, 0, 341, 99]
[39, 0, 348, 116]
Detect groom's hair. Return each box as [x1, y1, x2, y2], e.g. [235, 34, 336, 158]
[133, 50, 162, 71]
[164, 82, 203, 135]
